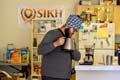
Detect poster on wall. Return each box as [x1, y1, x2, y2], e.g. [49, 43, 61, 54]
[18, 6, 65, 28]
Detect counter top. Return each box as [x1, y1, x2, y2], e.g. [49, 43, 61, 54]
[75, 65, 120, 80]
[75, 65, 120, 71]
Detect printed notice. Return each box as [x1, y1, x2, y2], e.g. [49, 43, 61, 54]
[96, 25, 109, 39]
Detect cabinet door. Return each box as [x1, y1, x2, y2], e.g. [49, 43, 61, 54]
[113, 6, 120, 35]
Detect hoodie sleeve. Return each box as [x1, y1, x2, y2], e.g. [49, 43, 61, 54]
[37, 30, 57, 55]
[71, 49, 81, 61]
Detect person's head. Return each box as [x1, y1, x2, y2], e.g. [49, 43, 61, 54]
[64, 15, 83, 37]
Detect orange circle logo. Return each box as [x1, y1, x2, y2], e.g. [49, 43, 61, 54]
[21, 8, 36, 24]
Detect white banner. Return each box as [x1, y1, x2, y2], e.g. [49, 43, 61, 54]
[18, 6, 65, 28]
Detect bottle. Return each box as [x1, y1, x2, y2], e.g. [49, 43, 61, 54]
[116, 44, 120, 65]
[79, 0, 82, 5]
[118, 49, 120, 65]
[7, 43, 14, 63]
[86, 8, 92, 22]
[33, 38, 37, 47]
[114, 46, 119, 65]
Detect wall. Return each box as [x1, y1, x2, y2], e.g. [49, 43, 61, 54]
[0, 0, 79, 52]
[0, 0, 80, 73]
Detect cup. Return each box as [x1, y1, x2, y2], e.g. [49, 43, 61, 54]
[103, 55, 113, 65]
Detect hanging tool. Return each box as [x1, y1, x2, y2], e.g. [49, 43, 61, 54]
[106, 38, 110, 46]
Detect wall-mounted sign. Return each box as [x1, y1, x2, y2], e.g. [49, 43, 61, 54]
[20, 8, 36, 24]
[18, 7, 64, 28]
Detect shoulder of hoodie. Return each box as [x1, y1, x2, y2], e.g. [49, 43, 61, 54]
[46, 28, 59, 35]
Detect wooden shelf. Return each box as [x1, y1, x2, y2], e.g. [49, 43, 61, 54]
[32, 61, 41, 63]
[76, 5, 120, 35]
[31, 19, 57, 80]
[79, 48, 115, 50]
[33, 33, 46, 35]
[33, 47, 38, 49]
[32, 74, 41, 77]
[0, 63, 28, 66]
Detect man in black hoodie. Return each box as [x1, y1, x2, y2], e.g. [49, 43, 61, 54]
[38, 15, 83, 80]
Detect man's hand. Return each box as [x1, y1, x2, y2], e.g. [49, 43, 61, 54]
[53, 37, 65, 47]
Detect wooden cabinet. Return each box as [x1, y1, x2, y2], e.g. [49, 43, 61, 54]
[76, 5, 120, 35]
